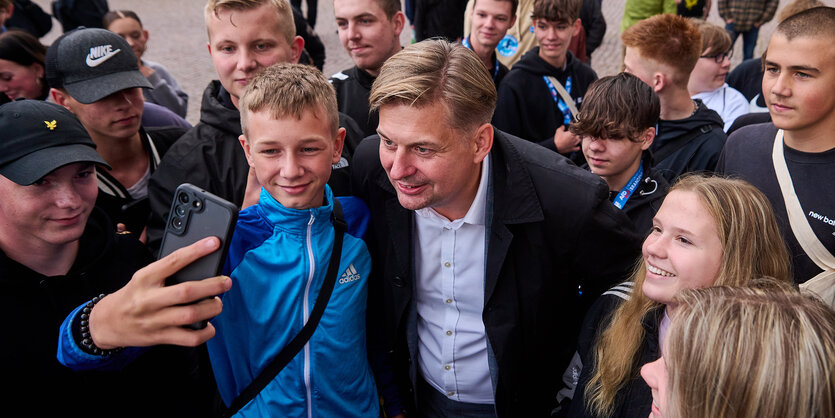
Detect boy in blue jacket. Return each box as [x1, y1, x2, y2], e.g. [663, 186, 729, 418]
[57, 63, 380, 417]
[209, 63, 379, 417]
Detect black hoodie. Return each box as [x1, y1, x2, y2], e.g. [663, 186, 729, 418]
[651, 99, 726, 182]
[0, 208, 214, 417]
[494, 48, 597, 152]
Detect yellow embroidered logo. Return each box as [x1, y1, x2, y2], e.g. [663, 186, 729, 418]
[44, 120, 57, 130]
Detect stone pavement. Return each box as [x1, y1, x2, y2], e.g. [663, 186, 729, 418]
[32, 0, 833, 125]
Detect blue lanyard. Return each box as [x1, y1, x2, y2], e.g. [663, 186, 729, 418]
[542, 75, 573, 125]
[612, 162, 644, 210]
[463, 36, 500, 81]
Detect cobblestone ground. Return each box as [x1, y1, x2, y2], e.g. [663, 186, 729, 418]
[33, 0, 833, 125]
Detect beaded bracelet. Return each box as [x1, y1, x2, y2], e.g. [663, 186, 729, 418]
[79, 294, 124, 357]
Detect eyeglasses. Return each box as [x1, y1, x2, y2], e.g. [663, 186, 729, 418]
[700, 49, 733, 63]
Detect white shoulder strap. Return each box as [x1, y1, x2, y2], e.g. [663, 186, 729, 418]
[546, 76, 579, 120]
[772, 129, 835, 307]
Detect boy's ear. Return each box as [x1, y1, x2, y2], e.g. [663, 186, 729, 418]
[332, 127, 346, 164]
[51, 88, 71, 109]
[238, 134, 255, 167]
[392, 11, 406, 37]
[572, 18, 582, 38]
[651, 72, 666, 93]
[640, 126, 656, 150]
[290, 35, 304, 64]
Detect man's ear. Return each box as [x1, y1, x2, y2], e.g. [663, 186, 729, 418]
[239, 134, 254, 167]
[332, 127, 346, 164]
[472, 123, 494, 163]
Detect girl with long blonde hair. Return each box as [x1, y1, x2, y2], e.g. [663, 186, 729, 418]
[562, 175, 792, 417]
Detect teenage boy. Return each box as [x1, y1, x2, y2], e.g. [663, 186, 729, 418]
[571, 73, 669, 236]
[331, 0, 405, 137]
[493, 0, 597, 155]
[622, 13, 726, 182]
[0, 100, 229, 417]
[148, 0, 358, 250]
[463, 0, 517, 87]
[718, 7, 835, 290]
[46, 27, 185, 236]
[59, 64, 381, 417]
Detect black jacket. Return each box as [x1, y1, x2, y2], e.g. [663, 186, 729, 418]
[95, 126, 185, 235]
[560, 287, 662, 418]
[494, 48, 597, 152]
[330, 66, 378, 138]
[353, 129, 640, 417]
[584, 153, 669, 238]
[0, 208, 213, 417]
[147, 81, 361, 250]
[651, 99, 726, 182]
[614, 154, 669, 238]
[580, 0, 606, 56]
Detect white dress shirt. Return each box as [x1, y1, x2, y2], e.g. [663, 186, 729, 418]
[414, 155, 493, 404]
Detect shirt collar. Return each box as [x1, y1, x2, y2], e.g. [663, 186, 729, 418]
[415, 154, 490, 228]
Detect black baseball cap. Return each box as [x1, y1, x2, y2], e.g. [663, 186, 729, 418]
[45, 27, 152, 104]
[0, 100, 110, 185]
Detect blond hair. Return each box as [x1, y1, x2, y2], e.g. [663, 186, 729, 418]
[585, 175, 792, 417]
[239, 63, 339, 138]
[666, 284, 835, 418]
[369, 39, 497, 135]
[204, 0, 295, 45]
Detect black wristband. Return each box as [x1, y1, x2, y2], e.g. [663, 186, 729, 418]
[78, 294, 124, 357]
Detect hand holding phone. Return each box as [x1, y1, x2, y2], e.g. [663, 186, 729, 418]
[158, 184, 238, 329]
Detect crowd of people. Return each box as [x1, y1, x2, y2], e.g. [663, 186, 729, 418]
[0, 0, 833, 417]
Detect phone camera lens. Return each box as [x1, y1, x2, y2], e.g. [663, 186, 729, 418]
[175, 205, 187, 217]
[171, 217, 183, 229]
[178, 193, 190, 204]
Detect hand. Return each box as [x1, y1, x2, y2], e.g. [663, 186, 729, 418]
[89, 237, 233, 349]
[241, 167, 261, 210]
[139, 63, 155, 78]
[554, 125, 581, 154]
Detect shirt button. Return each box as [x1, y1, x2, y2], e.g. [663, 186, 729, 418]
[447, 391, 455, 397]
[444, 261, 451, 268]
[445, 298, 452, 304]
[444, 365, 451, 371]
[446, 330, 453, 336]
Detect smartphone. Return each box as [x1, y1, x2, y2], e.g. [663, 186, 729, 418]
[158, 183, 239, 329]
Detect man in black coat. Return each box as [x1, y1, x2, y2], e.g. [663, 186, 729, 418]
[353, 39, 640, 417]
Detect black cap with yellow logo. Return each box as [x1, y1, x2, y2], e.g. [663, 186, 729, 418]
[0, 100, 110, 185]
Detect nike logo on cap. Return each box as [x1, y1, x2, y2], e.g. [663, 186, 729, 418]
[86, 45, 121, 67]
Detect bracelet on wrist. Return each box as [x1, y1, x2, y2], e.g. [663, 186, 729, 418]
[79, 294, 124, 357]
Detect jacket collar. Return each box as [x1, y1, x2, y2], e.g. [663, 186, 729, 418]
[256, 185, 335, 236]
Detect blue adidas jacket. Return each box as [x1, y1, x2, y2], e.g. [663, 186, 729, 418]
[208, 186, 379, 417]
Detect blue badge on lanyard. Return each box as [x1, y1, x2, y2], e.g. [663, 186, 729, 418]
[463, 37, 500, 81]
[612, 162, 644, 210]
[497, 34, 518, 57]
[542, 75, 573, 125]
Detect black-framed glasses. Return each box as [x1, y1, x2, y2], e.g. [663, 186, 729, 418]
[700, 49, 733, 63]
